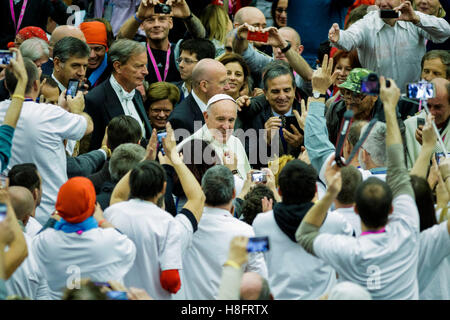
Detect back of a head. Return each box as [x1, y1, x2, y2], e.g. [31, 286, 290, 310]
[5, 57, 39, 95]
[8, 186, 34, 222]
[327, 281, 372, 300]
[355, 177, 392, 229]
[278, 160, 317, 205]
[242, 184, 276, 225]
[240, 272, 272, 300]
[53, 36, 90, 63]
[19, 37, 49, 62]
[200, 5, 230, 44]
[347, 120, 367, 147]
[107, 115, 142, 151]
[410, 175, 437, 232]
[345, 4, 370, 29]
[360, 121, 387, 167]
[337, 165, 363, 205]
[63, 280, 107, 300]
[8, 163, 40, 193]
[109, 143, 146, 183]
[129, 160, 166, 201]
[201, 165, 234, 206]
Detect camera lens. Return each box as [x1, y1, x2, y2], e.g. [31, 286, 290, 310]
[162, 5, 170, 14]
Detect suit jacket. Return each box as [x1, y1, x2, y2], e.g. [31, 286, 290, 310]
[168, 93, 205, 143]
[84, 78, 152, 151]
[66, 150, 106, 179]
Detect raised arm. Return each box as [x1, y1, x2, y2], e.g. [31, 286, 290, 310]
[162, 122, 205, 223]
[380, 77, 415, 199]
[167, 0, 206, 39]
[409, 114, 436, 178]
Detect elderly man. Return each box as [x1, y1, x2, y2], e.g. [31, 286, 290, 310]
[328, 0, 450, 92]
[19, 38, 49, 69]
[118, 0, 205, 85]
[175, 165, 267, 300]
[404, 78, 450, 169]
[177, 94, 251, 179]
[237, 62, 304, 169]
[169, 59, 231, 140]
[85, 39, 153, 151]
[80, 21, 111, 89]
[421, 50, 450, 82]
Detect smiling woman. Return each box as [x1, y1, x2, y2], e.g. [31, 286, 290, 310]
[218, 53, 250, 100]
[146, 82, 180, 131]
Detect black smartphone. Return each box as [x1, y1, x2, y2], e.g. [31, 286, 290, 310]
[154, 3, 171, 14]
[247, 236, 270, 252]
[283, 115, 303, 135]
[0, 203, 7, 222]
[380, 9, 399, 19]
[66, 79, 80, 98]
[0, 50, 16, 65]
[417, 118, 425, 128]
[157, 131, 167, 155]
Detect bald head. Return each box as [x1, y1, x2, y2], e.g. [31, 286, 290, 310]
[234, 7, 267, 29]
[192, 59, 226, 84]
[279, 27, 301, 48]
[50, 25, 86, 56]
[8, 186, 35, 224]
[239, 272, 271, 300]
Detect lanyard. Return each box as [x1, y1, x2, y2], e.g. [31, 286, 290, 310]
[10, 0, 28, 35]
[147, 42, 171, 82]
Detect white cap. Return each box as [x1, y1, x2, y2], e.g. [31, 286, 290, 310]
[327, 282, 372, 300]
[206, 94, 237, 110]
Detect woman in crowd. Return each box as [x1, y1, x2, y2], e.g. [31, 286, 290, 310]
[218, 53, 251, 101]
[271, 0, 289, 29]
[200, 4, 233, 58]
[146, 82, 180, 132]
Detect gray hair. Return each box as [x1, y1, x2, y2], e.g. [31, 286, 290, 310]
[201, 165, 235, 206]
[108, 39, 146, 69]
[360, 121, 386, 167]
[53, 36, 90, 63]
[109, 143, 146, 182]
[262, 62, 295, 91]
[19, 38, 49, 62]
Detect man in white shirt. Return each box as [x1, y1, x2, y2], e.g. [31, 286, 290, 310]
[176, 94, 251, 179]
[176, 165, 267, 300]
[104, 123, 205, 300]
[32, 177, 136, 300]
[0, 58, 93, 226]
[328, 0, 450, 92]
[5, 187, 49, 300]
[253, 159, 353, 300]
[297, 76, 421, 300]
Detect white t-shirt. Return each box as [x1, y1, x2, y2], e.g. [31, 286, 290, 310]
[252, 209, 353, 300]
[0, 101, 87, 225]
[104, 199, 195, 300]
[333, 206, 362, 236]
[313, 194, 420, 300]
[175, 206, 267, 300]
[418, 221, 450, 300]
[25, 216, 43, 238]
[5, 233, 50, 300]
[31, 227, 136, 300]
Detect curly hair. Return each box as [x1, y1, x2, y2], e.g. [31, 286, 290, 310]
[268, 154, 295, 186]
[241, 184, 276, 225]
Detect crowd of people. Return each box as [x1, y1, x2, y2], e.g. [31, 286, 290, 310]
[0, 0, 449, 301]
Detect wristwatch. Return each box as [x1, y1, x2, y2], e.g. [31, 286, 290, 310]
[312, 91, 327, 99]
[281, 42, 291, 53]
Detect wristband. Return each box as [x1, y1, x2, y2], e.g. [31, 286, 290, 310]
[11, 94, 25, 101]
[281, 42, 291, 53]
[182, 12, 194, 21]
[98, 219, 106, 227]
[231, 169, 239, 175]
[224, 260, 241, 269]
[134, 13, 143, 24]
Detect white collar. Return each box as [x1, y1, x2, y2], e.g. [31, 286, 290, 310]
[110, 75, 135, 101]
[191, 89, 207, 113]
[51, 73, 66, 92]
[203, 206, 233, 217]
[272, 108, 293, 117]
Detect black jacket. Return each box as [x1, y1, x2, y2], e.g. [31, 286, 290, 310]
[84, 77, 152, 151]
[168, 93, 205, 143]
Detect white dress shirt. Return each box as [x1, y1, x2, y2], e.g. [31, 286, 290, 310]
[334, 10, 450, 92]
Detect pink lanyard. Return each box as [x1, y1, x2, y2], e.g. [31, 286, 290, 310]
[10, 0, 28, 35]
[360, 227, 386, 236]
[147, 42, 171, 82]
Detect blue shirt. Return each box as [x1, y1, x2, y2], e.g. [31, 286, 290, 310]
[0, 124, 14, 172]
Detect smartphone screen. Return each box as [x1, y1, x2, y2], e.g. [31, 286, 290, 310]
[247, 31, 269, 43]
[247, 236, 270, 252]
[407, 83, 435, 100]
[106, 291, 128, 300]
[66, 79, 80, 98]
[0, 50, 15, 65]
[157, 131, 167, 155]
[417, 118, 425, 128]
[0, 203, 7, 222]
[360, 80, 380, 95]
[251, 171, 267, 183]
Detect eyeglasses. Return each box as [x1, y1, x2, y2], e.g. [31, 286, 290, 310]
[341, 89, 367, 101]
[176, 57, 198, 65]
[150, 108, 172, 114]
[275, 8, 288, 14]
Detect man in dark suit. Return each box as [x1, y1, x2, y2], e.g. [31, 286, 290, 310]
[85, 39, 152, 151]
[168, 58, 230, 143]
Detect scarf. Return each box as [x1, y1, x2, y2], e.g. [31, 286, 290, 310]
[273, 201, 315, 243]
[54, 216, 98, 235]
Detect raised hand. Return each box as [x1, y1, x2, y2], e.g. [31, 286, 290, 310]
[166, 0, 191, 19]
[312, 54, 338, 94]
[328, 23, 340, 43]
[236, 95, 251, 112]
[394, 1, 420, 24]
[379, 76, 400, 111]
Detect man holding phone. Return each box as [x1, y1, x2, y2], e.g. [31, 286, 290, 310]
[328, 0, 450, 93]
